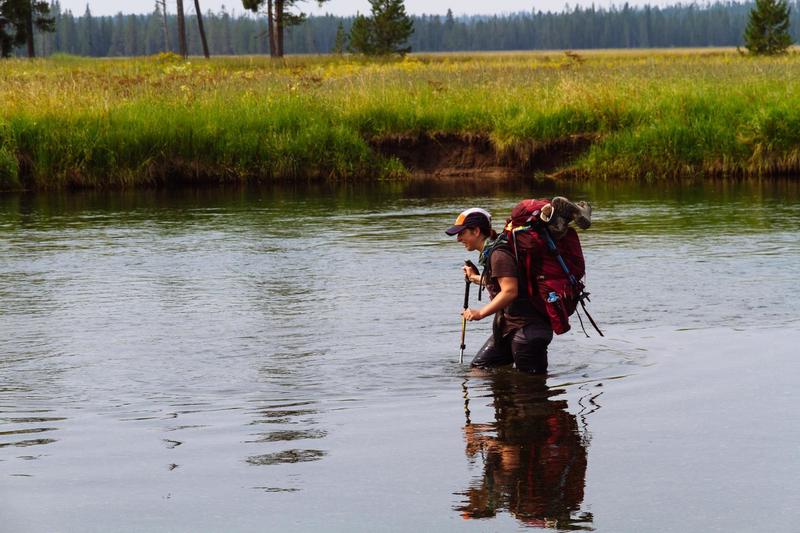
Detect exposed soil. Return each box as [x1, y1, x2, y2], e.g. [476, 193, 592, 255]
[370, 132, 596, 179]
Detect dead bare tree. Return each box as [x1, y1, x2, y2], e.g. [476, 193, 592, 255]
[267, 0, 276, 57]
[274, 0, 284, 57]
[243, 0, 326, 58]
[175, 0, 188, 57]
[156, 0, 170, 52]
[193, 0, 210, 58]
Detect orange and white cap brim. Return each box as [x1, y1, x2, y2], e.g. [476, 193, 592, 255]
[445, 207, 492, 235]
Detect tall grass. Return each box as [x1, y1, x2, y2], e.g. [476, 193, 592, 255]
[2, 50, 800, 189]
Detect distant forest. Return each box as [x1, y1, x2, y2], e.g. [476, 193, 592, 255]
[17, 1, 800, 57]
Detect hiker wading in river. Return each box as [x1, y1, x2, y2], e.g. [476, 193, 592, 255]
[446, 208, 553, 374]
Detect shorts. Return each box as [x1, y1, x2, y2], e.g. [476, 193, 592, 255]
[471, 323, 553, 374]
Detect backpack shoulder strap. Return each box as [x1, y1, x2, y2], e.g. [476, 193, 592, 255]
[476, 235, 510, 301]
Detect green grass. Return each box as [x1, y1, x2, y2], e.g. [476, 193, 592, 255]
[0, 119, 19, 189]
[2, 50, 800, 190]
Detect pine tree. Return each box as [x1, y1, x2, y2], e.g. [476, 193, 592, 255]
[347, 13, 372, 54]
[220, 5, 232, 54]
[442, 8, 455, 50]
[0, 0, 55, 57]
[59, 8, 77, 52]
[144, 6, 165, 54]
[370, 0, 413, 55]
[107, 12, 124, 55]
[331, 20, 346, 53]
[348, 0, 413, 55]
[744, 0, 793, 54]
[124, 14, 138, 55]
[78, 5, 92, 55]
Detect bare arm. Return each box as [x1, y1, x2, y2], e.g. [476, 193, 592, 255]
[463, 276, 518, 321]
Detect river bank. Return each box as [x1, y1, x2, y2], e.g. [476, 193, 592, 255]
[2, 50, 800, 191]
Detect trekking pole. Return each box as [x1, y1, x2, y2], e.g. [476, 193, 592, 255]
[459, 260, 477, 364]
[460, 278, 470, 364]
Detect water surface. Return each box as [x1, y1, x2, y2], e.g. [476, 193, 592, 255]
[1, 180, 799, 531]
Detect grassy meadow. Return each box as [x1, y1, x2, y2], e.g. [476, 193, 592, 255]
[1, 49, 800, 190]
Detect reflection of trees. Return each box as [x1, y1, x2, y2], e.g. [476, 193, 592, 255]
[457, 372, 593, 530]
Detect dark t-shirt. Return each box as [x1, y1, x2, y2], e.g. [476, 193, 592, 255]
[485, 247, 551, 337]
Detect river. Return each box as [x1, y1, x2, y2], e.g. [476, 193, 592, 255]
[1, 180, 799, 532]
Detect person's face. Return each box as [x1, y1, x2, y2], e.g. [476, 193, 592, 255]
[456, 227, 484, 252]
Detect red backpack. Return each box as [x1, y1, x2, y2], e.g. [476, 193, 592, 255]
[501, 199, 602, 336]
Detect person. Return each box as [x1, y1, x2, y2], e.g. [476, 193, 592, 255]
[446, 207, 554, 373]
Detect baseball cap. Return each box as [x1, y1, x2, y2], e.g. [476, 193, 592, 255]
[445, 208, 492, 236]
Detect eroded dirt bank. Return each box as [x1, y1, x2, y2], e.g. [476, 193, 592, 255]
[370, 133, 596, 179]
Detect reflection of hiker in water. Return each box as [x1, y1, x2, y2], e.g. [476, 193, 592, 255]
[457, 372, 591, 529]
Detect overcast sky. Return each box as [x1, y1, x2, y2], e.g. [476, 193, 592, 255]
[59, 0, 675, 17]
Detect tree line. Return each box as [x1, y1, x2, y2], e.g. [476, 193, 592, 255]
[4, 0, 800, 58]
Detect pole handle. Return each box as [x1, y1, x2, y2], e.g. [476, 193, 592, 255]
[463, 260, 475, 308]
[464, 259, 478, 278]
